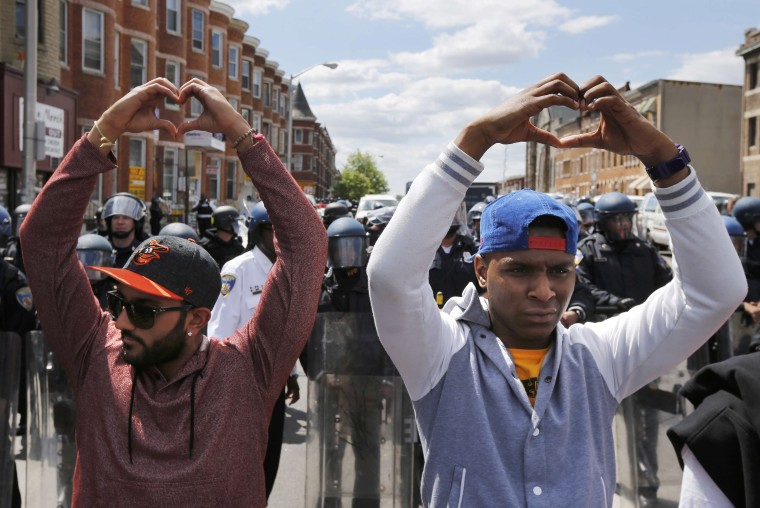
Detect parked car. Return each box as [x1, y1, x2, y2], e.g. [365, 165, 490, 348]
[636, 192, 670, 249]
[706, 191, 739, 215]
[355, 194, 399, 222]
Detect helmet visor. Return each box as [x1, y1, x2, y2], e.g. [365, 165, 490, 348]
[78, 249, 116, 280]
[103, 196, 144, 221]
[328, 236, 367, 268]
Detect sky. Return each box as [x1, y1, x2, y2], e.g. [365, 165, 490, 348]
[225, 0, 756, 196]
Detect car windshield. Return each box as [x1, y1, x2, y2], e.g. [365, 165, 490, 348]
[359, 199, 396, 211]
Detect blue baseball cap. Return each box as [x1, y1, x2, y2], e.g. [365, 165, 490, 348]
[478, 189, 578, 255]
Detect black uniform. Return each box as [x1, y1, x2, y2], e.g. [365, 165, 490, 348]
[1, 259, 36, 508]
[109, 236, 145, 269]
[429, 234, 479, 303]
[199, 230, 245, 269]
[577, 231, 673, 505]
[192, 199, 214, 236]
[577, 232, 672, 307]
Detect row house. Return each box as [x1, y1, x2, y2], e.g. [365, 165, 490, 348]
[0, 0, 338, 219]
[526, 80, 741, 199]
[737, 27, 760, 195]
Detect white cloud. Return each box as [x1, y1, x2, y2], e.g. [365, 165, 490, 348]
[609, 50, 667, 63]
[667, 48, 743, 85]
[224, 0, 290, 17]
[559, 15, 618, 35]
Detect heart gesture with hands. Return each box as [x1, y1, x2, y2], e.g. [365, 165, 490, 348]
[455, 73, 683, 187]
[88, 77, 253, 156]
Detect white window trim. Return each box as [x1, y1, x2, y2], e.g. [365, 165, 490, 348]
[228, 45, 239, 80]
[82, 8, 105, 74]
[166, 0, 181, 35]
[191, 9, 204, 52]
[130, 38, 148, 89]
[211, 30, 224, 68]
[165, 60, 181, 110]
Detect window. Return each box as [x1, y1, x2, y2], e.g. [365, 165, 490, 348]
[130, 39, 148, 89]
[82, 8, 104, 73]
[163, 148, 178, 201]
[750, 62, 758, 90]
[209, 157, 220, 200]
[191, 10, 203, 51]
[253, 113, 262, 133]
[241, 60, 251, 90]
[212, 31, 223, 68]
[165, 60, 180, 109]
[15, 0, 42, 41]
[114, 32, 120, 87]
[229, 98, 238, 112]
[280, 94, 287, 117]
[226, 160, 236, 199]
[228, 46, 239, 79]
[295, 129, 303, 144]
[273, 89, 280, 113]
[750, 117, 757, 149]
[263, 83, 271, 108]
[166, 0, 180, 34]
[60, 1, 68, 64]
[132, 0, 148, 6]
[129, 138, 146, 168]
[241, 108, 251, 125]
[253, 69, 262, 98]
[271, 125, 278, 151]
[262, 122, 271, 139]
[190, 75, 203, 117]
[293, 155, 303, 172]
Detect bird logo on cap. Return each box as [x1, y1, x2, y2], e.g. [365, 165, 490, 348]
[133, 239, 171, 265]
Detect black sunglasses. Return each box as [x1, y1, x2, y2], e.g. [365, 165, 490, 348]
[107, 291, 192, 329]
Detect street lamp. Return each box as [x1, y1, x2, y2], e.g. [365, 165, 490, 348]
[286, 62, 338, 173]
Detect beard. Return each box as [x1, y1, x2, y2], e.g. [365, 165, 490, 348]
[121, 312, 187, 368]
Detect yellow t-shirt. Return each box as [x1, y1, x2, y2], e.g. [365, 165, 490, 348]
[508, 347, 549, 406]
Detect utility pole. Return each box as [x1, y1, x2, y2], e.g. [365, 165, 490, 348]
[22, 0, 40, 205]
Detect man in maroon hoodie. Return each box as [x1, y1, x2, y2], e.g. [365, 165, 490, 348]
[19, 78, 327, 507]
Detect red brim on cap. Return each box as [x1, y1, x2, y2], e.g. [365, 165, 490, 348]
[89, 266, 185, 301]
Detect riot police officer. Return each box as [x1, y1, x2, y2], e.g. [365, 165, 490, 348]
[199, 205, 245, 269]
[158, 222, 201, 242]
[320, 217, 372, 313]
[467, 201, 486, 243]
[322, 201, 352, 228]
[428, 216, 479, 304]
[364, 206, 396, 248]
[192, 194, 214, 236]
[76, 233, 116, 310]
[207, 201, 297, 500]
[577, 191, 673, 506]
[102, 192, 149, 268]
[577, 201, 596, 238]
[1, 204, 32, 273]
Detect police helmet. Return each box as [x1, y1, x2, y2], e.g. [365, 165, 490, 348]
[77, 233, 116, 281]
[13, 203, 32, 237]
[323, 202, 352, 227]
[327, 217, 368, 268]
[246, 201, 272, 249]
[0, 205, 11, 240]
[468, 202, 486, 224]
[577, 202, 596, 225]
[211, 206, 240, 235]
[159, 222, 200, 242]
[364, 205, 397, 246]
[722, 215, 747, 257]
[732, 196, 760, 230]
[594, 192, 637, 241]
[102, 193, 146, 221]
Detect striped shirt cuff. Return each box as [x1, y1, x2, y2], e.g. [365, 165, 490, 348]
[653, 165, 713, 220]
[431, 142, 485, 192]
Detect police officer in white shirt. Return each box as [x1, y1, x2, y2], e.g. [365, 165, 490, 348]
[208, 201, 300, 499]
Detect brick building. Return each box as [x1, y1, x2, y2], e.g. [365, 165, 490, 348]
[526, 80, 741, 199]
[737, 27, 760, 196]
[1, 0, 338, 219]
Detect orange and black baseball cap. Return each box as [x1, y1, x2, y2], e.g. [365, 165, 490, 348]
[90, 236, 221, 309]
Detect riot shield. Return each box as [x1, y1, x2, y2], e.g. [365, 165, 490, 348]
[0, 332, 22, 508]
[305, 312, 416, 508]
[21, 330, 76, 508]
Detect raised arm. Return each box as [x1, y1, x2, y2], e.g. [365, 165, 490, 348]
[20, 78, 180, 385]
[177, 79, 327, 401]
[368, 73, 581, 399]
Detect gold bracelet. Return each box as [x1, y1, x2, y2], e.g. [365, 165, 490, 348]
[92, 121, 115, 149]
[232, 127, 257, 149]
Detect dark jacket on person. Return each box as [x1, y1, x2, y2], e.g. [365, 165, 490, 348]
[667, 352, 760, 508]
[199, 230, 245, 269]
[429, 234, 478, 303]
[577, 232, 672, 307]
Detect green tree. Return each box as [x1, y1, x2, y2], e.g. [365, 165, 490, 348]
[333, 150, 389, 201]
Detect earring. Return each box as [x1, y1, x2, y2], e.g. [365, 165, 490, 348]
[187, 332, 192, 336]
